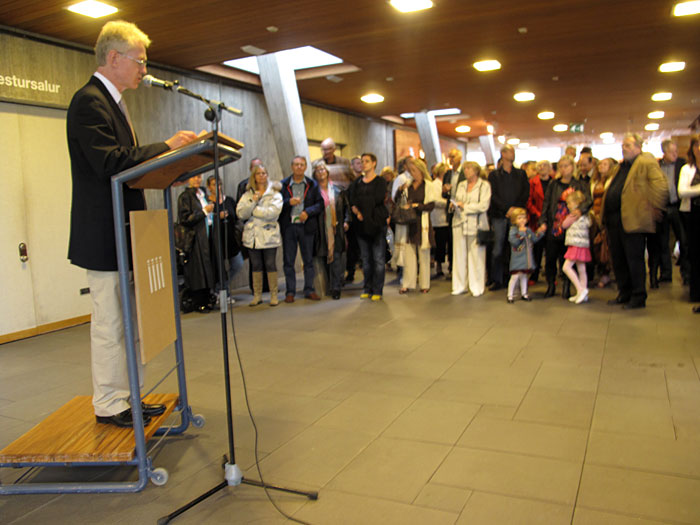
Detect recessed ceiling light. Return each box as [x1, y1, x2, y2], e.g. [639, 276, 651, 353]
[651, 92, 672, 101]
[553, 124, 568, 132]
[538, 111, 555, 120]
[659, 61, 685, 73]
[455, 125, 471, 133]
[487, 124, 495, 134]
[648, 110, 665, 119]
[361, 93, 384, 104]
[603, 136, 616, 144]
[223, 45, 342, 74]
[514, 92, 535, 102]
[473, 60, 501, 72]
[645, 123, 660, 131]
[518, 143, 530, 149]
[266, 26, 279, 33]
[240, 45, 266, 56]
[673, 1, 700, 16]
[66, 0, 118, 18]
[507, 138, 520, 145]
[600, 132, 614, 139]
[529, 145, 539, 150]
[389, 0, 434, 13]
[497, 135, 506, 144]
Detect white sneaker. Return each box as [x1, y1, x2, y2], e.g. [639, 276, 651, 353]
[575, 289, 589, 304]
[451, 289, 465, 296]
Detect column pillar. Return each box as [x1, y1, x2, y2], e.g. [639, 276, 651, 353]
[479, 134, 498, 165]
[415, 111, 441, 169]
[257, 53, 310, 175]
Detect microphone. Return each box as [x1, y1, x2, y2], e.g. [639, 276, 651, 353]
[142, 74, 176, 90]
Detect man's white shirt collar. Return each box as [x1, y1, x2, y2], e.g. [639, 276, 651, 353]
[93, 72, 122, 105]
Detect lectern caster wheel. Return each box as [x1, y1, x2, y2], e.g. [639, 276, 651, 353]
[192, 414, 206, 428]
[150, 467, 169, 486]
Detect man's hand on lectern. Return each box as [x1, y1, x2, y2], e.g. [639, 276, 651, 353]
[165, 130, 198, 150]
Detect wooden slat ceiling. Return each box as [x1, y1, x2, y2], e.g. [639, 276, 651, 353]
[1, 0, 698, 147]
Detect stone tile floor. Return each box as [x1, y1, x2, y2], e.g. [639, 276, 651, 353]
[1, 271, 699, 524]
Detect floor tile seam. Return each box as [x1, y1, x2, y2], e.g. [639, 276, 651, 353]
[582, 460, 700, 482]
[450, 443, 584, 466]
[7, 494, 64, 525]
[308, 485, 461, 517]
[510, 359, 543, 421]
[475, 413, 597, 433]
[574, 503, 689, 525]
[421, 482, 578, 509]
[569, 317, 611, 524]
[595, 390, 676, 401]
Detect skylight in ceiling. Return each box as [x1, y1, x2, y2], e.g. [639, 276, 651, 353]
[223, 46, 342, 74]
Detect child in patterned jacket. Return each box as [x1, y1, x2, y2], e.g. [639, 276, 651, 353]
[561, 191, 592, 304]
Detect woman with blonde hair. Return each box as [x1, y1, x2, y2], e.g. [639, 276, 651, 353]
[431, 162, 450, 277]
[451, 161, 491, 296]
[395, 157, 435, 293]
[539, 155, 592, 298]
[236, 164, 283, 306]
[590, 157, 618, 287]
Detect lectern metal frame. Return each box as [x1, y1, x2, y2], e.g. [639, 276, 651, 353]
[0, 137, 241, 495]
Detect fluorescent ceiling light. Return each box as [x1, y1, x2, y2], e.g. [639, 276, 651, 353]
[648, 111, 665, 119]
[645, 123, 660, 131]
[659, 61, 685, 73]
[455, 125, 471, 133]
[390, 0, 434, 13]
[600, 132, 614, 139]
[400, 108, 460, 119]
[673, 1, 700, 16]
[497, 135, 506, 144]
[473, 60, 501, 72]
[223, 45, 342, 74]
[487, 124, 495, 134]
[507, 138, 520, 145]
[651, 92, 672, 101]
[553, 124, 568, 132]
[361, 93, 384, 104]
[66, 0, 118, 18]
[518, 143, 530, 149]
[514, 92, 535, 102]
[537, 111, 555, 120]
[603, 136, 616, 144]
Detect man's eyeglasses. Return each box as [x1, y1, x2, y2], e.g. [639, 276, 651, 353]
[118, 51, 147, 67]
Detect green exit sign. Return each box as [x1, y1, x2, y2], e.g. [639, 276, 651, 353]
[569, 123, 585, 133]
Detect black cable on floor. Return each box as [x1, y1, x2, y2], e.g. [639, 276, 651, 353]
[227, 300, 313, 525]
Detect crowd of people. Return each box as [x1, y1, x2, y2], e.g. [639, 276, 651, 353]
[177, 133, 700, 314]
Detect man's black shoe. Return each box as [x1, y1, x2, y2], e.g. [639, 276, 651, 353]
[623, 301, 646, 310]
[141, 402, 166, 416]
[489, 282, 503, 291]
[607, 296, 630, 306]
[96, 409, 151, 428]
[544, 283, 556, 298]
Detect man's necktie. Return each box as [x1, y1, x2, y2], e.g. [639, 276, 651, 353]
[117, 98, 137, 145]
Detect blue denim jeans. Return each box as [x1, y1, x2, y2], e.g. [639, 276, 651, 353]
[282, 224, 315, 296]
[357, 227, 386, 295]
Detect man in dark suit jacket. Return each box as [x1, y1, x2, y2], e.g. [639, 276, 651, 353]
[67, 20, 196, 427]
[279, 156, 323, 302]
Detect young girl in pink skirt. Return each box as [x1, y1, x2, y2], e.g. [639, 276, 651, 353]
[562, 190, 592, 304]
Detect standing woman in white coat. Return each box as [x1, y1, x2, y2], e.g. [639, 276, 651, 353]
[236, 164, 283, 306]
[396, 157, 436, 293]
[451, 161, 491, 296]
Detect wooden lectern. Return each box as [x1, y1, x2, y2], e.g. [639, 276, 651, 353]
[0, 133, 243, 495]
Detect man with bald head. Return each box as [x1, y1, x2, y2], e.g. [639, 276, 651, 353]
[313, 137, 354, 190]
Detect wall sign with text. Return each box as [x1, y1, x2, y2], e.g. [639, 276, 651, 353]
[0, 32, 95, 109]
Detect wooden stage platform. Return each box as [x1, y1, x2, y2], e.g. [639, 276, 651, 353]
[0, 393, 179, 464]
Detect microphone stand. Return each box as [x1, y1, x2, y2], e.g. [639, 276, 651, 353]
[159, 86, 317, 524]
